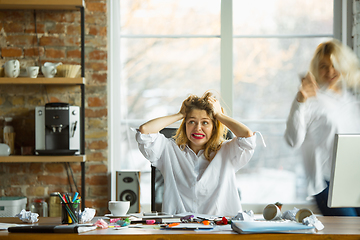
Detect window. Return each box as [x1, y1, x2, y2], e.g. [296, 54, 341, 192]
[109, 0, 335, 211]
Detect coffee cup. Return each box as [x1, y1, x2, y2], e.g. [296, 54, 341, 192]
[263, 203, 282, 221]
[26, 66, 39, 78]
[295, 208, 313, 223]
[108, 201, 130, 216]
[4, 60, 20, 78]
[41, 65, 57, 78]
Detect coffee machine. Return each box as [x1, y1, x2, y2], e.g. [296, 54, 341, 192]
[35, 102, 80, 155]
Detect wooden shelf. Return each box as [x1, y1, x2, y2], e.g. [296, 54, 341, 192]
[0, 0, 87, 209]
[0, 155, 85, 163]
[0, 0, 84, 10]
[0, 77, 85, 84]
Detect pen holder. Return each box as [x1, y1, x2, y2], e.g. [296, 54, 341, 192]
[61, 201, 80, 224]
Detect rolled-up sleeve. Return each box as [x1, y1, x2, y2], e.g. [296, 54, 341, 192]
[135, 130, 167, 164]
[224, 134, 256, 171]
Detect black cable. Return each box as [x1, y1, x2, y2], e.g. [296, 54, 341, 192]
[33, 10, 41, 66]
[64, 162, 74, 193]
[67, 162, 79, 193]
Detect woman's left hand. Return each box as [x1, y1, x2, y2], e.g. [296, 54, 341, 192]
[208, 96, 222, 117]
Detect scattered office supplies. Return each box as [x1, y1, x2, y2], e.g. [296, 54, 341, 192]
[180, 215, 194, 223]
[163, 223, 214, 230]
[94, 219, 108, 229]
[215, 217, 229, 225]
[146, 219, 156, 224]
[117, 218, 131, 227]
[175, 212, 221, 221]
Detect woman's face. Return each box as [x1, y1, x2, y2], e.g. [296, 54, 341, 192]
[185, 109, 214, 153]
[318, 54, 340, 89]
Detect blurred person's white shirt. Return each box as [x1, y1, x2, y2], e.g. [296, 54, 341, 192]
[136, 131, 256, 216]
[285, 88, 360, 197]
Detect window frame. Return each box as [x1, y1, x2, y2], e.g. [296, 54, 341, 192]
[108, 0, 349, 209]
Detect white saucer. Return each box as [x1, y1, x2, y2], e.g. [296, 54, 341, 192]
[104, 214, 131, 218]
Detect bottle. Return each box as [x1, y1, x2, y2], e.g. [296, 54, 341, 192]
[3, 117, 15, 155]
[30, 198, 48, 217]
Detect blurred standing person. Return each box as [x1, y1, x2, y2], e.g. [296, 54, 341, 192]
[285, 39, 360, 216]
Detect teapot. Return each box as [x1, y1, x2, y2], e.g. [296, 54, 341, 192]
[4, 60, 20, 78]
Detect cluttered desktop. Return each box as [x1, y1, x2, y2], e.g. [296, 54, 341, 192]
[1, 208, 360, 239]
[1, 134, 360, 239]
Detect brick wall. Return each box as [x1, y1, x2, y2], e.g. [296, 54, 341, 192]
[0, 0, 109, 216]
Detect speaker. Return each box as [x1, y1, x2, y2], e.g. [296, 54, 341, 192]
[116, 171, 140, 213]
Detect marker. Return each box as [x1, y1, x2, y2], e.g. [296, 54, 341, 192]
[73, 192, 79, 202]
[146, 220, 156, 225]
[168, 223, 180, 228]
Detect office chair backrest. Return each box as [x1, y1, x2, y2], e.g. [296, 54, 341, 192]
[151, 128, 177, 212]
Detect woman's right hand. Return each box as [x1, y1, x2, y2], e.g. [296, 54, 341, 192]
[297, 72, 318, 102]
[179, 96, 191, 118]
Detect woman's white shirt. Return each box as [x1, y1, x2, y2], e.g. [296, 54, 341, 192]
[136, 131, 256, 216]
[284, 89, 360, 196]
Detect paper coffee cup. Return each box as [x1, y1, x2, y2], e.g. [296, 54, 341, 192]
[263, 204, 282, 221]
[295, 208, 313, 223]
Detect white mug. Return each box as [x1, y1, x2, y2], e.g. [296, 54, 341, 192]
[4, 60, 20, 78]
[26, 66, 39, 78]
[263, 203, 282, 221]
[41, 65, 57, 78]
[108, 201, 130, 216]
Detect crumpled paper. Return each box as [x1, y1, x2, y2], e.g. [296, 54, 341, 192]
[232, 210, 254, 221]
[302, 214, 324, 231]
[282, 207, 299, 221]
[79, 208, 96, 224]
[15, 209, 39, 223]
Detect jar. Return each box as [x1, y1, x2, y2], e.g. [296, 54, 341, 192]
[49, 192, 62, 217]
[30, 198, 48, 217]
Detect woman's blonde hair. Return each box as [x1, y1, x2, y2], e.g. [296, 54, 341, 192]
[309, 39, 360, 89]
[173, 92, 228, 161]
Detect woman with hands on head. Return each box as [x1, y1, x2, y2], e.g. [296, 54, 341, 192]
[136, 91, 259, 216]
[285, 39, 360, 216]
